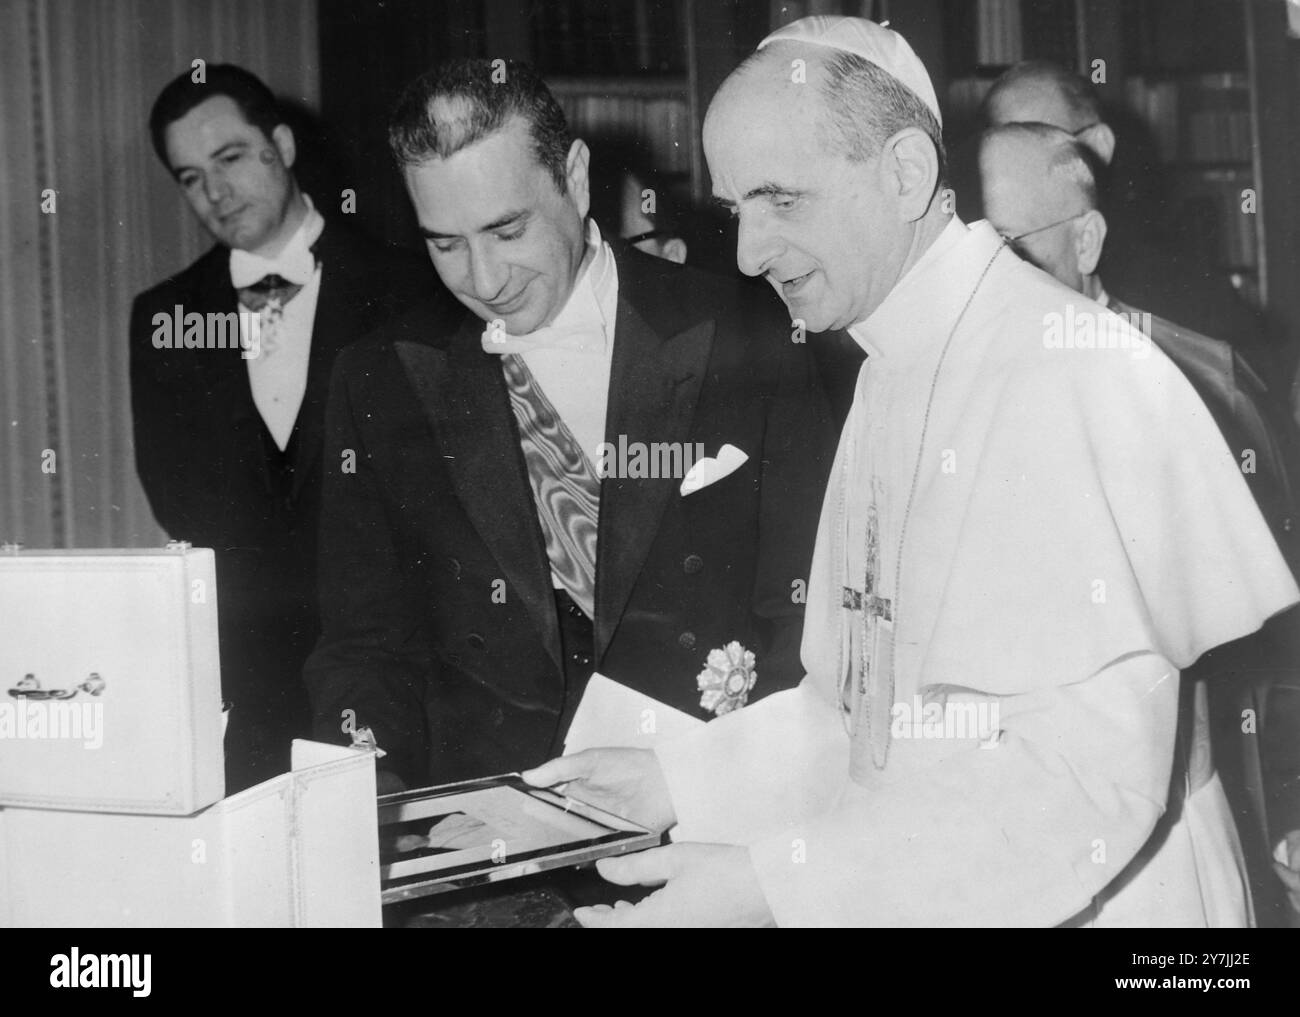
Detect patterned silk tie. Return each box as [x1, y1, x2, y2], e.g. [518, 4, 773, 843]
[500, 354, 600, 619]
[236, 273, 304, 354]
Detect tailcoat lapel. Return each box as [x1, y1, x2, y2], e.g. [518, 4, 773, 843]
[594, 259, 715, 659]
[193, 248, 275, 494]
[396, 314, 562, 671]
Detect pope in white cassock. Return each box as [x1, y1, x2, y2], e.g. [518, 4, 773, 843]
[524, 15, 1300, 927]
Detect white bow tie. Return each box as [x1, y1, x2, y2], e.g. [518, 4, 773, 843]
[481, 320, 606, 355]
[480, 302, 608, 356]
[481, 232, 614, 355]
[229, 244, 316, 290]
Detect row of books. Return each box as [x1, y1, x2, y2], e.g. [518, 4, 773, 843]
[974, 0, 1024, 68]
[945, 76, 995, 125]
[944, 74, 1257, 272]
[946, 72, 1253, 168]
[530, 0, 684, 77]
[1124, 74, 1252, 165]
[1171, 167, 1259, 270]
[943, 0, 1078, 76]
[552, 89, 693, 175]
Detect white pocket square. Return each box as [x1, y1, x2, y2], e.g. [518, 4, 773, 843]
[680, 443, 749, 496]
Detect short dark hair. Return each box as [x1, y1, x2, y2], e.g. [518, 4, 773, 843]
[388, 58, 573, 192]
[815, 50, 947, 186]
[149, 64, 284, 170]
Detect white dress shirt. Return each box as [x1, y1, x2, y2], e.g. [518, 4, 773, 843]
[237, 195, 325, 451]
[481, 218, 619, 471]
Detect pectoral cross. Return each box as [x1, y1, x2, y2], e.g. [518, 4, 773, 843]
[842, 586, 892, 692]
[843, 497, 891, 694]
[842, 586, 892, 620]
[840, 499, 894, 772]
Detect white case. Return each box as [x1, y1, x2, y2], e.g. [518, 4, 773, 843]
[0, 740, 381, 928]
[0, 546, 224, 814]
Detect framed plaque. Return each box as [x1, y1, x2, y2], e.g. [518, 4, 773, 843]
[378, 774, 660, 904]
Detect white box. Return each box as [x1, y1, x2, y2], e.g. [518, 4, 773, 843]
[0, 546, 224, 814]
[0, 740, 381, 928]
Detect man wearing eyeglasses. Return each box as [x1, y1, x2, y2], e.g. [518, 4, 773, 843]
[980, 119, 1300, 927]
[523, 16, 1299, 928]
[980, 61, 1270, 374]
[979, 122, 1296, 535]
[616, 167, 689, 266]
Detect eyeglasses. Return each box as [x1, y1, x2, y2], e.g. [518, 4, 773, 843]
[998, 211, 1088, 257]
[623, 229, 665, 246]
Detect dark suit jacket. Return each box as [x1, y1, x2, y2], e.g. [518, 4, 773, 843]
[305, 245, 836, 787]
[129, 218, 439, 790]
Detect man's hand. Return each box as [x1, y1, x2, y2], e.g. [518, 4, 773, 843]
[375, 770, 407, 796]
[1273, 828, 1300, 917]
[521, 748, 675, 832]
[573, 843, 775, 928]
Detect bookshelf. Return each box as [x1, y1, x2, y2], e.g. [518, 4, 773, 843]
[532, 1, 699, 200]
[318, 0, 1292, 348]
[1122, 0, 1262, 304]
[537, 0, 770, 208]
[936, 0, 1267, 308]
[1248, 0, 1300, 355]
[548, 75, 694, 186]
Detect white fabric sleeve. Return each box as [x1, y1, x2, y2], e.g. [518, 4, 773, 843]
[655, 680, 849, 845]
[740, 653, 1179, 926]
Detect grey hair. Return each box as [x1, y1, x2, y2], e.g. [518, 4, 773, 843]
[816, 50, 947, 184]
[980, 121, 1102, 209]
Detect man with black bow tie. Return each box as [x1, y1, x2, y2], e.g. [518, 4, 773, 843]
[304, 58, 834, 791]
[129, 64, 438, 792]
